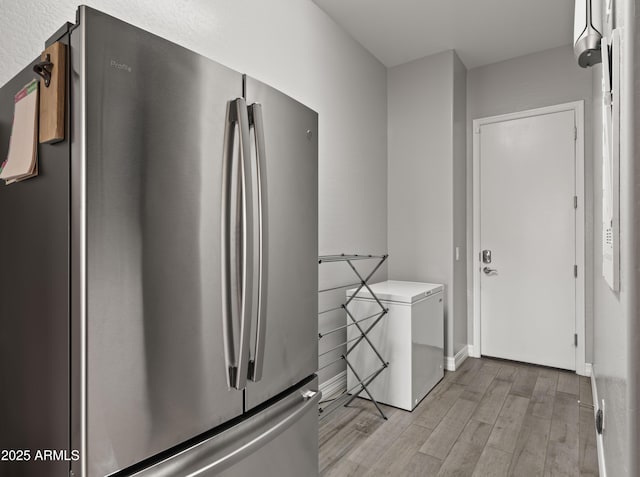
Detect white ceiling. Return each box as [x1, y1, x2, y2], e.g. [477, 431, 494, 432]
[312, 0, 575, 69]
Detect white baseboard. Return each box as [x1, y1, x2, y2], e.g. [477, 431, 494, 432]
[319, 370, 346, 400]
[590, 367, 607, 477]
[584, 362, 593, 377]
[468, 344, 480, 358]
[445, 345, 469, 371]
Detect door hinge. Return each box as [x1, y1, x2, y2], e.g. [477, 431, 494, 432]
[574, 196, 578, 209]
[574, 333, 578, 347]
[574, 265, 578, 277]
[574, 126, 577, 140]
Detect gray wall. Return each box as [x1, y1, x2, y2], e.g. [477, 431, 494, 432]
[591, 58, 629, 477]
[387, 50, 467, 359]
[591, 0, 637, 475]
[0, 0, 389, 387]
[466, 44, 594, 361]
[591, 61, 629, 477]
[631, 4, 639, 475]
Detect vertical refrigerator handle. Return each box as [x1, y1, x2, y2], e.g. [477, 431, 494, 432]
[248, 103, 268, 382]
[221, 97, 254, 390]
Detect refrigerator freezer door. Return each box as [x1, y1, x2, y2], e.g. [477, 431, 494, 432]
[73, 7, 244, 476]
[0, 59, 70, 477]
[244, 78, 318, 409]
[130, 379, 321, 477]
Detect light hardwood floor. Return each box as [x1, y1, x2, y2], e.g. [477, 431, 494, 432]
[319, 357, 599, 477]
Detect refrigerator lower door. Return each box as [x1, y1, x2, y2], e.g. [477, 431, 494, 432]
[244, 77, 319, 410]
[129, 378, 320, 477]
[71, 7, 244, 476]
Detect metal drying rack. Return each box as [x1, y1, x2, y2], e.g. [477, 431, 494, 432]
[317, 253, 389, 420]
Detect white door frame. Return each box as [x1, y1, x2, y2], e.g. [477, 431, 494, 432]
[471, 101, 587, 376]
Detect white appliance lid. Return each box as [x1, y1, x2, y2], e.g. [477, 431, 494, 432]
[347, 280, 444, 304]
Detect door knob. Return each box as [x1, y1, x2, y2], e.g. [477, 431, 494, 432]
[483, 267, 497, 275]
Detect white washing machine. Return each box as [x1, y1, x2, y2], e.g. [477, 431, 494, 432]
[346, 280, 444, 411]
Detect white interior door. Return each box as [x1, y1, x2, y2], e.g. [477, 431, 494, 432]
[479, 110, 576, 370]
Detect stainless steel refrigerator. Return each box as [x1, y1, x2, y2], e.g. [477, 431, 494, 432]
[0, 6, 319, 477]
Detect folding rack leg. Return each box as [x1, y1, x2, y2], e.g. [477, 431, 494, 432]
[342, 255, 389, 418]
[343, 256, 389, 361]
[343, 306, 388, 364]
[343, 359, 387, 420]
[317, 254, 390, 420]
[346, 260, 389, 312]
[342, 257, 387, 309]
